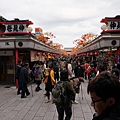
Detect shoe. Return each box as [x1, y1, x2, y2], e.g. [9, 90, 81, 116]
[17, 92, 21, 95]
[72, 100, 78, 104]
[43, 93, 47, 96]
[39, 88, 42, 90]
[45, 100, 51, 103]
[35, 87, 40, 92]
[21, 96, 27, 99]
[26, 93, 30, 96]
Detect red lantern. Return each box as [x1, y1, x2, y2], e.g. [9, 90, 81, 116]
[42, 53, 46, 56]
[90, 52, 93, 56]
[36, 52, 40, 56]
[94, 52, 98, 56]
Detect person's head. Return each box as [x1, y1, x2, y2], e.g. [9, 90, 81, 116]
[18, 60, 22, 65]
[111, 68, 120, 80]
[48, 62, 53, 69]
[77, 61, 81, 66]
[24, 63, 29, 68]
[90, 63, 94, 68]
[60, 61, 68, 70]
[87, 71, 120, 115]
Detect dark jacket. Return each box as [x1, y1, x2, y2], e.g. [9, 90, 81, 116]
[19, 66, 29, 84]
[74, 65, 84, 78]
[53, 65, 59, 80]
[92, 102, 120, 120]
[15, 64, 22, 79]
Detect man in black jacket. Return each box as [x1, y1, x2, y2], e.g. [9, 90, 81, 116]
[74, 61, 84, 78]
[87, 71, 120, 120]
[19, 63, 30, 98]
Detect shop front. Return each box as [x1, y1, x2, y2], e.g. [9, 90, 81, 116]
[0, 51, 15, 83]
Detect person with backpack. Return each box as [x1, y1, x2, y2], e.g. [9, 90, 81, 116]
[74, 61, 84, 103]
[15, 60, 23, 95]
[43, 62, 56, 103]
[52, 61, 75, 120]
[34, 62, 43, 92]
[87, 63, 98, 82]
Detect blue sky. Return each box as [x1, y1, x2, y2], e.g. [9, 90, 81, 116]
[0, 0, 120, 48]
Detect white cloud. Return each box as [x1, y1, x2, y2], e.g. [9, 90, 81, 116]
[0, 0, 120, 47]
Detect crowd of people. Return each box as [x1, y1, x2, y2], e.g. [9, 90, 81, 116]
[15, 56, 120, 120]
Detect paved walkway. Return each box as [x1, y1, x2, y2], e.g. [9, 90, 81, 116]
[0, 80, 94, 120]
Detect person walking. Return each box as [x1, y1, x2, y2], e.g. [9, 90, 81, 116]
[83, 61, 90, 80]
[19, 62, 30, 98]
[53, 61, 59, 81]
[74, 61, 84, 103]
[87, 71, 120, 120]
[74, 61, 84, 78]
[87, 63, 98, 82]
[15, 60, 23, 95]
[34, 62, 43, 92]
[55, 66, 75, 120]
[43, 63, 56, 103]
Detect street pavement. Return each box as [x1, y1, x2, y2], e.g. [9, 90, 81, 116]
[0, 80, 94, 120]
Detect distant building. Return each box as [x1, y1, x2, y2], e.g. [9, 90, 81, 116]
[64, 47, 73, 55]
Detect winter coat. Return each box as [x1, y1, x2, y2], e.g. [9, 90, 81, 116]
[74, 65, 84, 78]
[43, 68, 56, 86]
[92, 102, 120, 120]
[34, 65, 43, 81]
[19, 66, 29, 84]
[15, 64, 22, 80]
[53, 65, 59, 80]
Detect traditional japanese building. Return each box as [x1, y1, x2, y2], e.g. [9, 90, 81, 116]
[0, 16, 61, 84]
[76, 15, 120, 69]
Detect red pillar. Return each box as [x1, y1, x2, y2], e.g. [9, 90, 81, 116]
[15, 49, 19, 88]
[117, 48, 120, 64]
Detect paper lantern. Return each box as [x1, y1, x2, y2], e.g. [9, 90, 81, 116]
[94, 52, 98, 56]
[42, 53, 46, 56]
[36, 52, 40, 56]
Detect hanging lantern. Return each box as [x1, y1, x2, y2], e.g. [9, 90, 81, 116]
[89, 52, 93, 56]
[94, 52, 98, 56]
[42, 52, 46, 56]
[36, 52, 40, 56]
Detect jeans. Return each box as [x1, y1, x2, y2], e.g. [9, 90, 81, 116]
[17, 80, 22, 93]
[56, 105, 72, 120]
[21, 83, 30, 97]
